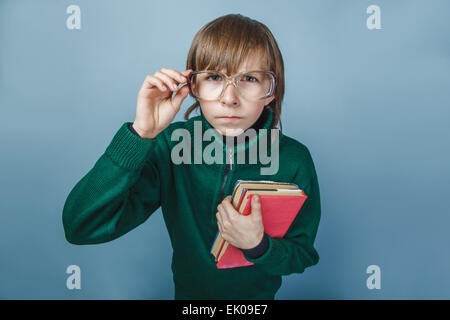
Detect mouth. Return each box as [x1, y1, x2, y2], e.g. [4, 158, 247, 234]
[218, 116, 242, 122]
[218, 116, 242, 119]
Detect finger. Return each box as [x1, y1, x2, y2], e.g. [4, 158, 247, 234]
[217, 210, 227, 235]
[181, 69, 194, 83]
[251, 195, 261, 215]
[216, 211, 223, 232]
[143, 74, 168, 92]
[171, 84, 190, 109]
[181, 69, 193, 77]
[160, 68, 189, 84]
[219, 202, 235, 226]
[221, 196, 238, 219]
[217, 203, 229, 224]
[154, 71, 180, 92]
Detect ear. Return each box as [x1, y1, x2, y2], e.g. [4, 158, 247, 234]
[265, 95, 275, 106]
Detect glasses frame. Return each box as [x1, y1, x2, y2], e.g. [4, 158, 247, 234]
[187, 70, 277, 101]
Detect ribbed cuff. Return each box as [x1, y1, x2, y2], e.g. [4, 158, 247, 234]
[241, 233, 269, 259]
[243, 233, 273, 263]
[128, 123, 141, 137]
[104, 122, 157, 170]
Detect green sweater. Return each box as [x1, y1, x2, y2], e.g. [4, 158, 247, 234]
[62, 107, 321, 300]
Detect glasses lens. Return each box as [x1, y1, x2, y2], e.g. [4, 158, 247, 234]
[238, 71, 274, 100]
[190, 72, 224, 100]
[190, 71, 274, 100]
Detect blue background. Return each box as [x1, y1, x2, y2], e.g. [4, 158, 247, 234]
[0, 0, 449, 299]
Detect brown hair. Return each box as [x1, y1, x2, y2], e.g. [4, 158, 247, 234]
[183, 13, 285, 132]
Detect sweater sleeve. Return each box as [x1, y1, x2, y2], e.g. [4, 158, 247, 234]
[62, 122, 163, 245]
[128, 123, 141, 137]
[242, 159, 321, 276]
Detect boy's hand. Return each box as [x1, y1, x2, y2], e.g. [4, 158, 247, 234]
[133, 68, 193, 139]
[216, 195, 264, 250]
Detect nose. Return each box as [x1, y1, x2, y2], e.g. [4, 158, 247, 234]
[220, 80, 240, 106]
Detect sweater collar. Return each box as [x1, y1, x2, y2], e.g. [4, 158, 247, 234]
[184, 106, 277, 168]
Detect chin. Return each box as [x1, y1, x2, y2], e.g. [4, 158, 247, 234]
[218, 126, 247, 137]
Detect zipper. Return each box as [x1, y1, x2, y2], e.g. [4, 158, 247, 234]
[213, 146, 234, 258]
[218, 146, 233, 202]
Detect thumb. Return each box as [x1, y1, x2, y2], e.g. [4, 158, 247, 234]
[171, 85, 190, 110]
[251, 195, 262, 216]
[181, 69, 193, 76]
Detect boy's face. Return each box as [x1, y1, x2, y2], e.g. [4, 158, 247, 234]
[198, 56, 275, 137]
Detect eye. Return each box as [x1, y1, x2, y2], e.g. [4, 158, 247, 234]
[242, 75, 258, 82]
[206, 75, 222, 81]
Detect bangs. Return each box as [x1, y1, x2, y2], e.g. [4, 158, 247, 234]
[189, 17, 273, 75]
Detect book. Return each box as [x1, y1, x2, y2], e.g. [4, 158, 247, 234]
[210, 180, 299, 258]
[210, 180, 307, 269]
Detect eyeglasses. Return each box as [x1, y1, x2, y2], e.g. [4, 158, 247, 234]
[188, 70, 276, 101]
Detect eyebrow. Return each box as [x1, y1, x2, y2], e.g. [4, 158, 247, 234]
[207, 69, 267, 75]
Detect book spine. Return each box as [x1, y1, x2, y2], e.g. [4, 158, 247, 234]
[217, 240, 228, 261]
[212, 233, 224, 257]
[210, 230, 221, 256]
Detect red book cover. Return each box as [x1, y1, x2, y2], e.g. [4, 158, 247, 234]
[216, 192, 307, 269]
